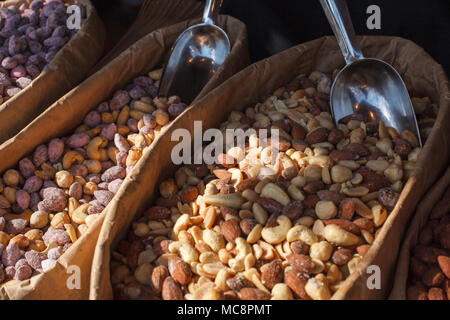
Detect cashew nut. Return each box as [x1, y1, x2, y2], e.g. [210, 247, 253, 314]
[168, 241, 199, 263]
[260, 183, 290, 206]
[202, 229, 225, 252]
[322, 224, 361, 246]
[71, 203, 90, 224]
[62, 150, 84, 170]
[87, 136, 108, 160]
[215, 268, 235, 291]
[173, 213, 190, 236]
[261, 215, 292, 244]
[286, 224, 318, 245]
[228, 237, 252, 272]
[257, 240, 277, 260]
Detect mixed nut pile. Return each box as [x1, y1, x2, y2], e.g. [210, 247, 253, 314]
[0, 0, 85, 103]
[111, 70, 439, 300]
[407, 186, 450, 300]
[0, 68, 188, 284]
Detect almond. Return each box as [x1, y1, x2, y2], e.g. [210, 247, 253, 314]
[156, 194, 180, 207]
[224, 290, 239, 300]
[151, 265, 169, 293]
[235, 178, 260, 192]
[427, 287, 446, 300]
[327, 128, 344, 144]
[260, 259, 283, 290]
[303, 181, 325, 194]
[437, 256, 450, 278]
[162, 276, 183, 300]
[257, 197, 283, 214]
[226, 276, 255, 291]
[291, 123, 307, 140]
[343, 143, 370, 156]
[286, 269, 310, 300]
[303, 194, 320, 209]
[292, 139, 308, 152]
[286, 254, 316, 274]
[221, 219, 241, 243]
[324, 219, 361, 235]
[330, 150, 357, 161]
[377, 187, 400, 210]
[168, 256, 192, 286]
[126, 240, 144, 269]
[240, 218, 258, 235]
[331, 248, 352, 266]
[282, 201, 303, 220]
[305, 127, 329, 144]
[422, 266, 445, 287]
[273, 119, 291, 133]
[219, 206, 238, 219]
[339, 198, 355, 220]
[180, 186, 199, 203]
[240, 288, 271, 300]
[145, 206, 171, 220]
[393, 138, 412, 157]
[317, 190, 345, 205]
[353, 218, 374, 231]
[290, 240, 310, 255]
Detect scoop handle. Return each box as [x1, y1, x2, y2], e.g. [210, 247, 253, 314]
[203, 0, 223, 25]
[319, 0, 364, 64]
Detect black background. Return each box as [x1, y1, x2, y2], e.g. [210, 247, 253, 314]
[92, 0, 450, 75]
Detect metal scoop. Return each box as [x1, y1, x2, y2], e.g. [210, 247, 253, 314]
[158, 0, 230, 104]
[319, 0, 422, 146]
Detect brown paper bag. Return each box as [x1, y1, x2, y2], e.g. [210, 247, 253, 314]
[0, 14, 248, 300]
[388, 163, 450, 299]
[0, 0, 105, 144]
[90, 35, 450, 300]
[92, 0, 204, 71]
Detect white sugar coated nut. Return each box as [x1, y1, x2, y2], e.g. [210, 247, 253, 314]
[41, 259, 57, 273]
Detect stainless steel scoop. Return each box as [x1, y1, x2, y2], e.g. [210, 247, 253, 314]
[319, 0, 422, 146]
[158, 0, 230, 104]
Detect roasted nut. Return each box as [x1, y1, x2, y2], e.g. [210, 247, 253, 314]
[315, 200, 337, 220]
[323, 224, 361, 246]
